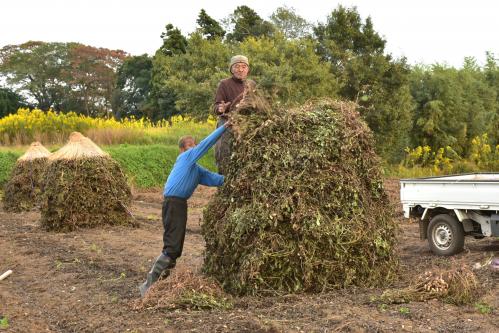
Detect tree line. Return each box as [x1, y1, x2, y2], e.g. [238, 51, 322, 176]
[1, 5, 498, 162]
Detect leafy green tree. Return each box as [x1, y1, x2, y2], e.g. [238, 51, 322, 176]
[409, 61, 497, 155]
[239, 35, 338, 104]
[460, 57, 497, 147]
[484, 52, 499, 89]
[152, 32, 231, 118]
[314, 6, 384, 64]
[197, 9, 225, 40]
[225, 6, 274, 42]
[0, 41, 69, 110]
[147, 60, 178, 121]
[151, 30, 339, 119]
[0, 41, 126, 116]
[410, 65, 468, 152]
[160, 24, 188, 56]
[314, 6, 413, 162]
[0, 87, 25, 117]
[483, 52, 499, 144]
[147, 86, 178, 121]
[113, 54, 153, 119]
[270, 6, 311, 39]
[149, 24, 191, 120]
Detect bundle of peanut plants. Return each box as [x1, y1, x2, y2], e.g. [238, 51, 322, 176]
[202, 89, 398, 295]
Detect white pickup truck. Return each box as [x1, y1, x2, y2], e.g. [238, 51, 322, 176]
[400, 173, 499, 256]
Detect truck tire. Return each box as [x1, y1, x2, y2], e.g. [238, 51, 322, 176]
[427, 214, 464, 256]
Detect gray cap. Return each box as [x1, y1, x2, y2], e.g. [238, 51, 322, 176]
[229, 55, 249, 72]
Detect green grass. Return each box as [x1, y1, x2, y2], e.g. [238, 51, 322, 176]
[474, 302, 493, 314]
[0, 150, 21, 186]
[0, 144, 217, 189]
[105, 144, 217, 188]
[0, 316, 9, 329]
[398, 306, 410, 315]
[140, 126, 214, 146]
[1, 142, 495, 189]
[0, 119, 217, 188]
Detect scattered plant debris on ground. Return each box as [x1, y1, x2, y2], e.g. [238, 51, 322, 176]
[133, 264, 232, 311]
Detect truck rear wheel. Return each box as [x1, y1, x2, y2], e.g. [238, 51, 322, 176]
[427, 214, 464, 256]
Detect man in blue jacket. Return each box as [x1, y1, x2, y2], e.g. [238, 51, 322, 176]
[139, 123, 228, 297]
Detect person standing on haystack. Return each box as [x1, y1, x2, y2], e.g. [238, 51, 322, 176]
[213, 54, 256, 175]
[139, 122, 230, 297]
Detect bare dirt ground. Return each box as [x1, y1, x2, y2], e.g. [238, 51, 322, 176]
[0, 179, 497, 332]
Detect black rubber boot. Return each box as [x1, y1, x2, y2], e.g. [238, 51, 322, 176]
[139, 253, 175, 297]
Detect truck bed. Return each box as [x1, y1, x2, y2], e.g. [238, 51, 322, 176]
[400, 173, 499, 218]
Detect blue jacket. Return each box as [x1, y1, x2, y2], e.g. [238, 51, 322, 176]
[163, 126, 226, 199]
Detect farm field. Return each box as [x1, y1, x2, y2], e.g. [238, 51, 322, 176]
[0, 179, 497, 332]
[3, 4, 499, 331]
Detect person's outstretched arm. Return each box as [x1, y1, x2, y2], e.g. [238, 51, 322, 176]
[183, 125, 226, 164]
[198, 166, 224, 187]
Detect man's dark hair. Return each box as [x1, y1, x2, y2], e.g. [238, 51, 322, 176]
[178, 135, 195, 149]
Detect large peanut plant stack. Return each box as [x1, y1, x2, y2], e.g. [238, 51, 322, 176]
[203, 89, 398, 295]
[40, 132, 133, 231]
[3, 142, 51, 212]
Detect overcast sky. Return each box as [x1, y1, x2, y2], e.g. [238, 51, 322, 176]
[1, 0, 498, 68]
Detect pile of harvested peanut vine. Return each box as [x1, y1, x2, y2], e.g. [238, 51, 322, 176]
[41, 132, 133, 231]
[202, 90, 398, 295]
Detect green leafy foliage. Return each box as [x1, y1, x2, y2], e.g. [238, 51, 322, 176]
[152, 31, 339, 119]
[269, 6, 311, 39]
[474, 302, 493, 314]
[197, 9, 226, 40]
[113, 55, 154, 119]
[151, 33, 231, 118]
[106, 144, 176, 188]
[0, 41, 69, 110]
[409, 62, 498, 156]
[160, 24, 188, 56]
[314, 6, 413, 162]
[0, 87, 25, 117]
[225, 5, 274, 42]
[240, 35, 339, 104]
[0, 151, 20, 186]
[105, 144, 216, 188]
[106, 144, 217, 188]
